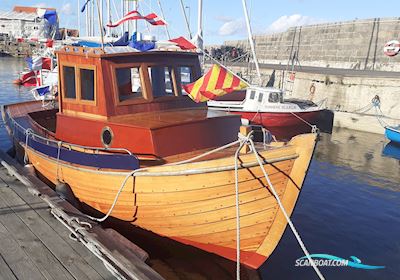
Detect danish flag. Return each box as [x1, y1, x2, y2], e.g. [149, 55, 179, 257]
[107, 10, 166, 27]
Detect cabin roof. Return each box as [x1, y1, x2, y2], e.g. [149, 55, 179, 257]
[56, 46, 200, 59]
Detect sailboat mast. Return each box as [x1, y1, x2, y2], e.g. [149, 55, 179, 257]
[107, 0, 111, 36]
[133, 0, 138, 34]
[179, 0, 192, 39]
[157, 0, 170, 39]
[241, 0, 261, 83]
[197, 0, 203, 48]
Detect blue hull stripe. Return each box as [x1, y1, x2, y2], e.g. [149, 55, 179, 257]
[6, 113, 139, 170]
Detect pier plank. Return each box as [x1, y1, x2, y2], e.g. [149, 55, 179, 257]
[0, 170, 107, 280]
[0, 179, 75, 280]
[0, 220, 45, 280]
[0, 168, 121, 279]
[0, 251, 18, 280]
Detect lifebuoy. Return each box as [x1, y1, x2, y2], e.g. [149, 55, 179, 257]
[384, 40, 400, 57]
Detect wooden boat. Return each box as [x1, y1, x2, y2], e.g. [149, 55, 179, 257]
[385, 125, 400, 144]
[208, 87, 322, 139]
[2, 45, 317, 269]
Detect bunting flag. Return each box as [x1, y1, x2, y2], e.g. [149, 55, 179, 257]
[25, 57, 52, 71]
[107, 10, 166, 28]
[182, 64, 248, 103]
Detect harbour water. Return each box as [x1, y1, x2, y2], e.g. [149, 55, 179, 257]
[0, 57, 399, 279]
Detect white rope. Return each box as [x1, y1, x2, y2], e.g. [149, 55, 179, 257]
[233, 133, 250, 280]
[246, 138, 325, 280]
[289, 112, 318, 133]
[85, 138, 243, 223]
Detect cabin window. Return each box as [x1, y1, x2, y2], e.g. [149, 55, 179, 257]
[258, 93, 263, 102]
[80, 69, 95, 101]
[250, 90, 256, 99]
[148, 66, 175, 97]
[63, 66, 76, 99]
[268, 92, 281, 103]
[177, 66, 194, 95]
[116, 67, 142, 102]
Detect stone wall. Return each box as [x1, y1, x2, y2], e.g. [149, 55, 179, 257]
[224, 18, 400, 71]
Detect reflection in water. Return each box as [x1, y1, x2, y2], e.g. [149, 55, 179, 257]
[315, 127, 400, 191]
[382, 142, 400, 161]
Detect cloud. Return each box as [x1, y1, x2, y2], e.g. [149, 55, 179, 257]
[218, 19, 246, 36]
[61, 3, 73, 15]
[266, 14, 324, 34]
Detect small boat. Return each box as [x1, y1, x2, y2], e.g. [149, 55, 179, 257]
[2, 45, 317, 269]
[385, 125, 400, 144]
[208, 87, 322, 139]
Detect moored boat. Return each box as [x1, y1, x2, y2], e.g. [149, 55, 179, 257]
[208, 87, 322, 139]
[2, 45, 317, 269]
[385, 125, 400, 144]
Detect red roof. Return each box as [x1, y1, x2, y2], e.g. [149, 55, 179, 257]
[13, 6, 56, 14]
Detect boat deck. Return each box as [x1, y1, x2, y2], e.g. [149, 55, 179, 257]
[0, 150, 163, 280]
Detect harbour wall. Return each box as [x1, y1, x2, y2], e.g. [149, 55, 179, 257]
[224, 17, 400, 71]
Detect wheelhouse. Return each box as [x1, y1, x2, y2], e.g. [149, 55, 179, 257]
[54, 47, 240, 159]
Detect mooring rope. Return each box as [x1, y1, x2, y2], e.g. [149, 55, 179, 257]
[289, 112, 318, 133]
[83, 131, 324, 280]
[246, 138, 325, 280]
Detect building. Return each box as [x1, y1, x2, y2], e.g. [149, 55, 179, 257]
[0, 6, 58, 40]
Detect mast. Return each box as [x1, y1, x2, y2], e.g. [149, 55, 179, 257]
[77, 0, 81, 36]
[157, 0, 170, 39]
[86, 1, 89, 36]
[197, 0, 203, 48]
[241, 0, 261, 83]
[107, 0, 111, 36]
[179, 0, 192, 39]
[133, 0, 138, 35]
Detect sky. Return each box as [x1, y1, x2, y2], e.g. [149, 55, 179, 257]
[2, 0, 400, 44]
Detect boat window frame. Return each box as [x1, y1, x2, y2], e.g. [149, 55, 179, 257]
[111, 62, 153, 106]
[145, 63, 181, 99]
[174, 65, 196, 96]
[60, 62, 97, 106]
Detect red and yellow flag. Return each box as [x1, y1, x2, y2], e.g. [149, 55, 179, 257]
[182, 64, 248, 103]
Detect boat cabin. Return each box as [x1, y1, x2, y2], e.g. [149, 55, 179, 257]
[54, 46, 241, 159]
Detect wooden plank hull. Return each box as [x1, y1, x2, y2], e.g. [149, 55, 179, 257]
[23, 133, 317, 269]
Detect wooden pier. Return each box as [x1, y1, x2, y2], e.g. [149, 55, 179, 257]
[0, 150, 163, 280]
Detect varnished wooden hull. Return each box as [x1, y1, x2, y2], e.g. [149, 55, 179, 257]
[23, 133, 317, 269]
